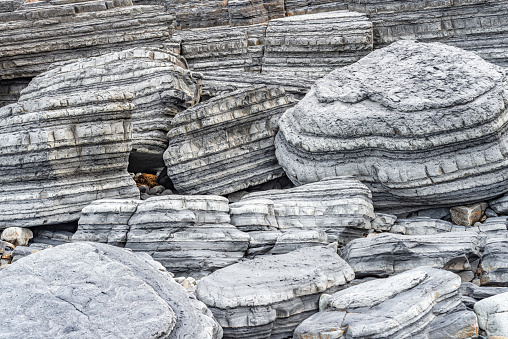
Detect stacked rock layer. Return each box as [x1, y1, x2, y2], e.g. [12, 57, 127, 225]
[276, 40, 508, 214]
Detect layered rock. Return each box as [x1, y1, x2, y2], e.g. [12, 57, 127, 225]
[0, 242, 222, 338]
[0, 89, 139, 229]
[195, 246, 355, 338]
[246, 230, 328, 257]
[294, 267, 478, 338]
[393, 217, 466, 235]
[229, 177, 375, 245]
[164, 86, 296, 195]
[0, 0, 174, 79]
[19, 48, 202, 170]
[340, 232, 481, 279]
[479, 236, 508, 286]
[73, 196, 250, 278]
[276, 40, 508, 214]
[474, 292, 508, 337]
[0, 77, 31, 108]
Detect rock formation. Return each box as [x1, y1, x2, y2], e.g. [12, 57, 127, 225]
[195, 246, 354, 338]
[19, 47, 202, 170]
[474, 291, 508, 337]
[73, 195, 250, 278]
[294, 267, 478, 338]
[0, 242, 223, 338]
[479, 236, 508, 286]
[276, 40, 508, 214]
[0, 77, 31, 108]
[164, 86, 296, 195]
[229, 177, 375, 245]
[0, 89, 139, 229]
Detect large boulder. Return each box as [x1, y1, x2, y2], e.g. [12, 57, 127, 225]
[0, 242, 222, 338]
[164, 86, 296, 195]
[18, 48, 202, 170]
[294, 267, 478, 338]
[195, 246, 355, 338]
[475, 292, 508, 337]
[275, 40, 508, 214]
[73, 195, 250, 278]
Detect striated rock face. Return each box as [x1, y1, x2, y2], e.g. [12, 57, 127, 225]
[0, 89, 139, 229]
[73, 195, 250, 278]
[294, 267, 478, 338]
[230, 177, 375, 245]
[164, 86, 296, 196]
[474, 292, 508, 337]
[195, 246, 355, 339]
[18, 48, 202, 170]
[0, 0, 174, 80]
[0, 242, 222, 338]
[479, 236, 508, 286]
[340, 232, 481, 279]
[276, 40, 508, 214]
[393, 217, 466, 235]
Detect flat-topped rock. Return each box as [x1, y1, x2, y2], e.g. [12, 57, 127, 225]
[164, 86, 296, 195]
[195, 246, 354, 338]
[0, 242, 222, 338]
[276, 40, 508, 214]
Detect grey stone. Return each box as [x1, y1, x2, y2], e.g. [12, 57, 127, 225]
[0, 227, 32, 246]
[490, 194, 508, 215]
[394, 217, 464, 235]
[486, 208, 499, 218]
[370, 213, 397, 232]
[475, 292, 508, 337]
[148, 185, 166, 195]
[479, 236, 508, 286]
[0, 242, 222, 338]
[195, 246, 354, 338]
[0, 77, 31, 108]
[139, 185, 149, 194]
[246, 230, 328, 257]
[460, 282, 508, 301]
[276, 40, 508, 215]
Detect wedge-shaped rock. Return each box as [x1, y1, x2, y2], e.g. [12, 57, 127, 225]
[0, 242, 222, 338]
[0, 90, 139, 229]
[19, 48, 202, 170]
[340, 232, 481, 278]
[164, 86, 296, 195]
[294, 267, 478, 338]
[263, 11, 373, 79]
[276, 40, 508, 214]
[0, 0, 174, 79]
[73, 196, 250, 278]
[195, 246, 354, 339]
[230, 177, 375, 245]
[479, 236, 508, 286]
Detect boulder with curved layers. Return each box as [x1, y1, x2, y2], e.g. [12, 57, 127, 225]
[276, 40, 508, 214]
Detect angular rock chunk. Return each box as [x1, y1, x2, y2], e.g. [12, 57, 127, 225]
[479, 236, 508, 286]
[196, 246, 354, 339]
[294, 267, 478, 338]
[340, 232, 481, 278]
[475, 292, 508, 337]
[164, 86, 296, 195]
[19, 47, 202, 170]
[0, 242, 222, 338]
[451, 202, 488, 226]
[0, 0, 174, 79]
[490, 193, 508, 215]
[247, 230, 328, 257]
[394, 217, 466, 235]
[0, 90, 139, 229]
[276, 40, 508, 214]
[230, 177, 375, 245]
[73, 196, 250, 278]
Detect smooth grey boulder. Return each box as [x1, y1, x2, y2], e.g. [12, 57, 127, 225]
[19, 48, 202, 170]
[474, 292, 508, 337]
[230, 177, 375, 245]
[0, 242, 222, 338]
[73, 195, 250, 278]
[275, 40, 508, 214]
[340, 232, 481, 279]
[294, 267, 478, 338]
[490, 193, 508, 215]
[195, 246, 355, 338]
[164, 86, 296, 195]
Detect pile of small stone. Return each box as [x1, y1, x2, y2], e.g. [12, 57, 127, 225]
[132, 172, 175, 200]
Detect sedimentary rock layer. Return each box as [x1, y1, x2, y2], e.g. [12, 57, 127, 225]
[479, 236, 508, 286]
[230, 177, 375, 245]
[195, 246, 355, 338]
[73, 196, 250, 278]
[0, 0, 174, 79]
[0, 90, 139, 229]
[0, 242, 223, 338]
[275, 40, 508, 213]
[294, 267, 478, 338]
[164, 86, 296, 195]
[18, 48, 202, 170]
[0, 77, 31, 108]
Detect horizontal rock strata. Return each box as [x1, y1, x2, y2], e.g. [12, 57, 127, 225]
[275, 40, 508, 214]
[19, 47, 202, 170]
[0, 90, 139, 229]
[164, 86, 296, 195]
[340, 232, 481, 279]
[195, 246, 355, 338]
[294, 267, 478, 338]
[0, 242, 222, 338]
[229, 177, 375, 245]
[0, 0, 174, 79]
[73, 196, 250, 278]
[246, 230, 328, 257]
[479, 236, 508, 286]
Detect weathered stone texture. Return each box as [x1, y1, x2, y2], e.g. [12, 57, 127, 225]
[475, 291, 508, 337]
[0, 77, 31, 108]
